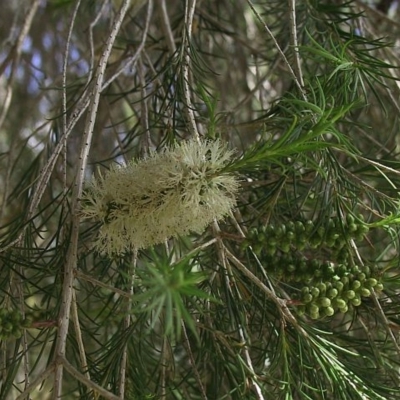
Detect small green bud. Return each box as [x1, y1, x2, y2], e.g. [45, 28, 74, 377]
[339, 304, 349, 313]
[334, 298, 347, 309]
[348, 223, 358, 233]
[360, 288, 371, 297]
[334, 281, 344, 291]
[357, 273, 366, 282]
[324, 306, 335, 317]
[304, 220, 314, 233]
[352, 280, 361, 290]
[286, 221, 295, 232]
[301, 286, 310, 295]
[295, 221, 305, 233]
[375, 283, 384, 292]
[346, 214, 355, 225]
[366, 278, 378, 288]
[327, 288, 339, 299]
[319, 297, 331, 308]
[316, 282, 326, 293]
[351, 297, 362, 307]
[345, 290, 356, 300]
[302, 293, 313, 304]
[3, 322, 13, 332]
[297, 305, 306, 316]
[310, 312, 320, 320]
[310, 287, 320, 297]
[308, 304, 320, 314]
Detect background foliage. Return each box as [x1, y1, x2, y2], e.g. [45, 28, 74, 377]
[1, 0, 400, 399]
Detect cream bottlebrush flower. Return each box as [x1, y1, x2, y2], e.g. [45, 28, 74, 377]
[81, 139, 239, 254]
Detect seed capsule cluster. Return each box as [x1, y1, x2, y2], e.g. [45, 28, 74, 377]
[243, 217, 383, 319]
[244, 215, 369, 256]
[0, 308, 25, 340]
[295, 264, 382, 319]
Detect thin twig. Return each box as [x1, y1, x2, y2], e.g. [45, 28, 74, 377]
[288, 0, 305, 88]
[53, 1, 132, 397]
[238, 326, 265, 400]
[76, 270, 132, 298]
[182, 0, 200, 141]
[246, 0, 307, 101]
[101, 0, 154, 90]
[118, 251, 137, 399]
[88, 0, 109, 83]
[0, 0, 40, 131]
[371, 291, 400, 357]
[15, 364, 55, 400]
[61, 357, 120, 400]
[0, 1, 154, 256]
[181, 321, 208, 400]
[138, 56, 151, 153]
[159, 0, 176, 54]
[0, 0, 40, 220]
[71, 290, 90, 381]
[225, 248, 308, 336]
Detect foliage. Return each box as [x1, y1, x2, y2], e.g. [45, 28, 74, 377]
[1, 0, 400, 399]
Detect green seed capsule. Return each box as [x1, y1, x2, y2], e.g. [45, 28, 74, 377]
[339, 304, 349, 313]
[324, 306, 335, 317]
[302, 293, 313, 304]
[281, 243, 290, 253]
[309, 236, 322, 248]
[334, 281, 344, 291]
[366, 278, 378, 288]
[286, 231, 295, 241]
[375, 283, 384, 291]
[345, 290, 356, 300]
[295, 221, 305, 233]
[348, 223, 358, 233]
[286, 221, 295, 232]
[351, 297, 362, 307]
[276, 224, 286, 237]
[316, 282, 327, 293]
[346, 214, 355, 225]
[314, 269, 322, 278]
[341, 276, 349, 286]
[268, 237, 277, 246]
[310, 287, 320, 297]
[319, 297, 331, 308]
[301, 287, 310, 295]
[310, 312, 320, 320]
[265, 246, 277, 256]
[357, 273, 366, 282]
[324, 265, 336, 278]
[297, 305, 306, 316]
[253, 244, 263, 256]
[305, 220, 314, 233]
[328, 288, 339, 299]
[308, 304, 320, 315]
[334, 298, 347, 309]
[299, 260, 308, 272]
[317, 226, 325, 238]
[363, 266, 371, 276]
[352, 280, 361, 290]
[10, 311, 22, 323]
[360, 288, 371, 297]
[287, 264, 296, 272]
[3, 322, 13, 332]
[12, 328, 22, 338]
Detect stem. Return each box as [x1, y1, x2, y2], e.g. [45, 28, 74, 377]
[52, 2, 132, 397]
